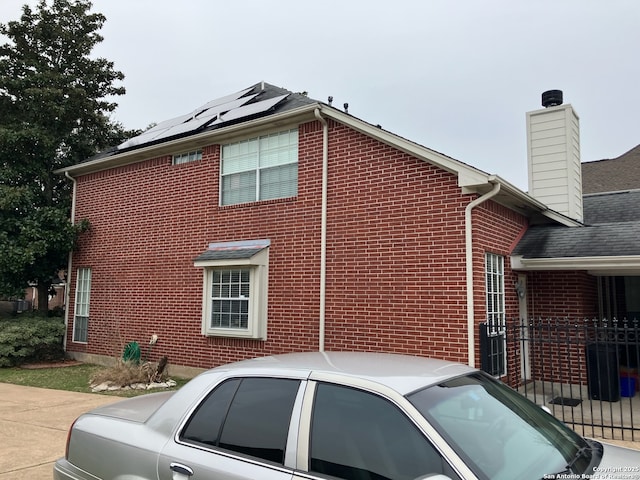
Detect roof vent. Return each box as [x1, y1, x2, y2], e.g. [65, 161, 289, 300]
[541, 90, 563, 108]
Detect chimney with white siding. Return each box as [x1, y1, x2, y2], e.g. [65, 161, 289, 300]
[526, 90, 583, 222]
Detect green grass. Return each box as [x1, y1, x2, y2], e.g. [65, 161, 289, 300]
[0, 363, 189, 396]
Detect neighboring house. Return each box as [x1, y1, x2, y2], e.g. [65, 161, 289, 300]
[23, 270, 67, 312]
[56, 82, 635, 378]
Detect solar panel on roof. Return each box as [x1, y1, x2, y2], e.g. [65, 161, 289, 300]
[116, 86, 289, 151]
[195, 93, 259, 122]
[219, 94, 289, 123]
[197, 87, 254, 111]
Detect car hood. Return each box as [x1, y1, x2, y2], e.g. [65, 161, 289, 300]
[592, 441, 640, 478]
[88, 391, 174, 423]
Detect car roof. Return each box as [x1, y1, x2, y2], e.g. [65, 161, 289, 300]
[210, 351, 476, 395]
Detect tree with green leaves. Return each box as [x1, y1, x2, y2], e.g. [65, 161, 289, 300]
[0, 0, 135, 313]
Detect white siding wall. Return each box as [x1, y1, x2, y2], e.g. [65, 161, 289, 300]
[526, 104, 583, 222]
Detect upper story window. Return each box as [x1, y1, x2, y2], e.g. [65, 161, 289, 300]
[172, 149, 202, 165]
[221, 129, 298, 206]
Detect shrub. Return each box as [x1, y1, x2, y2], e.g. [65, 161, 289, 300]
[0, 315, 65, 367]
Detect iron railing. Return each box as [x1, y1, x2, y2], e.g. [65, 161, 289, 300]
[480, 318, 640, 441]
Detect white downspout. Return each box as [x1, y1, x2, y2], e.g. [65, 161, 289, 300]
[465, 179, 500, 367]
[314, 108, 328, 352]
[63, 171, 78, 351]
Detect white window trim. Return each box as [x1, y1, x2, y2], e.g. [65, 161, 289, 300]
[72, 267, 91, 344]
[220, 129, 298, 206]
[195, 248, 269, 339]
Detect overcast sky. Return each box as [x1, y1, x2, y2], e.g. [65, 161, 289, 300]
[1, 1, 639, 191]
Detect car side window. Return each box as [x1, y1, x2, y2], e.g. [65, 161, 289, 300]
[309, 383, 458, 480]
[181, 377, 300, 465]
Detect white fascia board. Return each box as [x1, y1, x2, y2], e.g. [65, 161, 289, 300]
[56, 104, 320, 177]
[490, 175, 581, 227]
[511, 255, 640, 274]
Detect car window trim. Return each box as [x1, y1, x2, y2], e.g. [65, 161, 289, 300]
[174, 374, 308, 472]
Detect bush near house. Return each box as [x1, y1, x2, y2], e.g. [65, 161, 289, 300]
[0, 314, 65, 367]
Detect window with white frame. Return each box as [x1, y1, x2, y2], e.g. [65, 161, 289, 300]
[172, 149, 202, 165]
[485, 253, 505, 330]
[485, 253, 506, 376]
[194, 240, 269, 339]
[73, 267, 91, 343]
[221, 129, 298, 205]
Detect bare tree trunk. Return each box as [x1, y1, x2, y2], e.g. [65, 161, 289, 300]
[37, 283, 49, 315]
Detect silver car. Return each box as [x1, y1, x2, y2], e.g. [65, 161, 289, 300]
[54, 352, 640, 480]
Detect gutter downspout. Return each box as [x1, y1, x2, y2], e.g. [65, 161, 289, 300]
[314, 108, 328, 352]
[63, 171, 77, 352]
[465, 179, 500, 367]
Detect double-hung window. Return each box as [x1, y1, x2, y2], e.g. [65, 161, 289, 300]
[73, 267, 91, 343]
[195, 240, 270, 339]
[221, 129, 298, 205]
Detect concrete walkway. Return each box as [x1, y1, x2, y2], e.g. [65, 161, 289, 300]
[0, 383, 118, 480]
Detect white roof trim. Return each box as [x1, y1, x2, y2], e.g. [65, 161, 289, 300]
[511, 254, 640, 275]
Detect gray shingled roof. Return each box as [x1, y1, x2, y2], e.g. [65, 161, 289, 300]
[584, 190, 640, 224]
[194, 239, 270, 263]
[582, 144, 640, 194]
[512, 222, 640, 258]
[513, 190, 640, 258]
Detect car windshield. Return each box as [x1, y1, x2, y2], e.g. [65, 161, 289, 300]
[407, 372, 595, 480]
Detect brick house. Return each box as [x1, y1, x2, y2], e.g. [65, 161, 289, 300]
[56, 83, 635, 377]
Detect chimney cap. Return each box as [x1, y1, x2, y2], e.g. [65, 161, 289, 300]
[542, 90, 563, 108]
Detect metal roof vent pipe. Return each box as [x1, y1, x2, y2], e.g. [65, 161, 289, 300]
[542, 89, 563, 108]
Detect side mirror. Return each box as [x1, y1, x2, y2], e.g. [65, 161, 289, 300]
[541, 405, 552, 415]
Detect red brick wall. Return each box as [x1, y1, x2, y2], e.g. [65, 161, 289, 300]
[521, 271, 598, 384]
[527, 271, 598, 319]
[67, 119, 528, 369]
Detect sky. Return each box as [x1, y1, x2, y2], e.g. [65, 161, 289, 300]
[1, 0, 639, 191]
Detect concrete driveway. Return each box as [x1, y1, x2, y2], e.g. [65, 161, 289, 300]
[0, 383, 119, 480]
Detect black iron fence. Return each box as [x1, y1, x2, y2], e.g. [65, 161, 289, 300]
[480, 318, 640, 441]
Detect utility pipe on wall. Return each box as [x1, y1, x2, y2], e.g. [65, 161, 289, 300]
[314, 108, 328, 352]
[63, 171, 78, 351]
[465, 179, 500, 368]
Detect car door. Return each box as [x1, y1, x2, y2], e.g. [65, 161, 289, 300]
[158, 376, 302, 480]
[294, 381, 471, 480]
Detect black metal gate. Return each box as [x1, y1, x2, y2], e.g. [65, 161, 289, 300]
[480, 318, 640, 441]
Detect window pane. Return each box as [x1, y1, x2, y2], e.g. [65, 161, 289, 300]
[310, 383, 448, 480]
[219, 378, 300, 465]
[73, 268, 91, 342]
[221, 129, 298, 205]
[211, 268, 250, 329]
[260, 163, 297, 201]
[221, 171, 256, 205]
[181, 378, 241, 447]
[73, 316, 88, 343]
